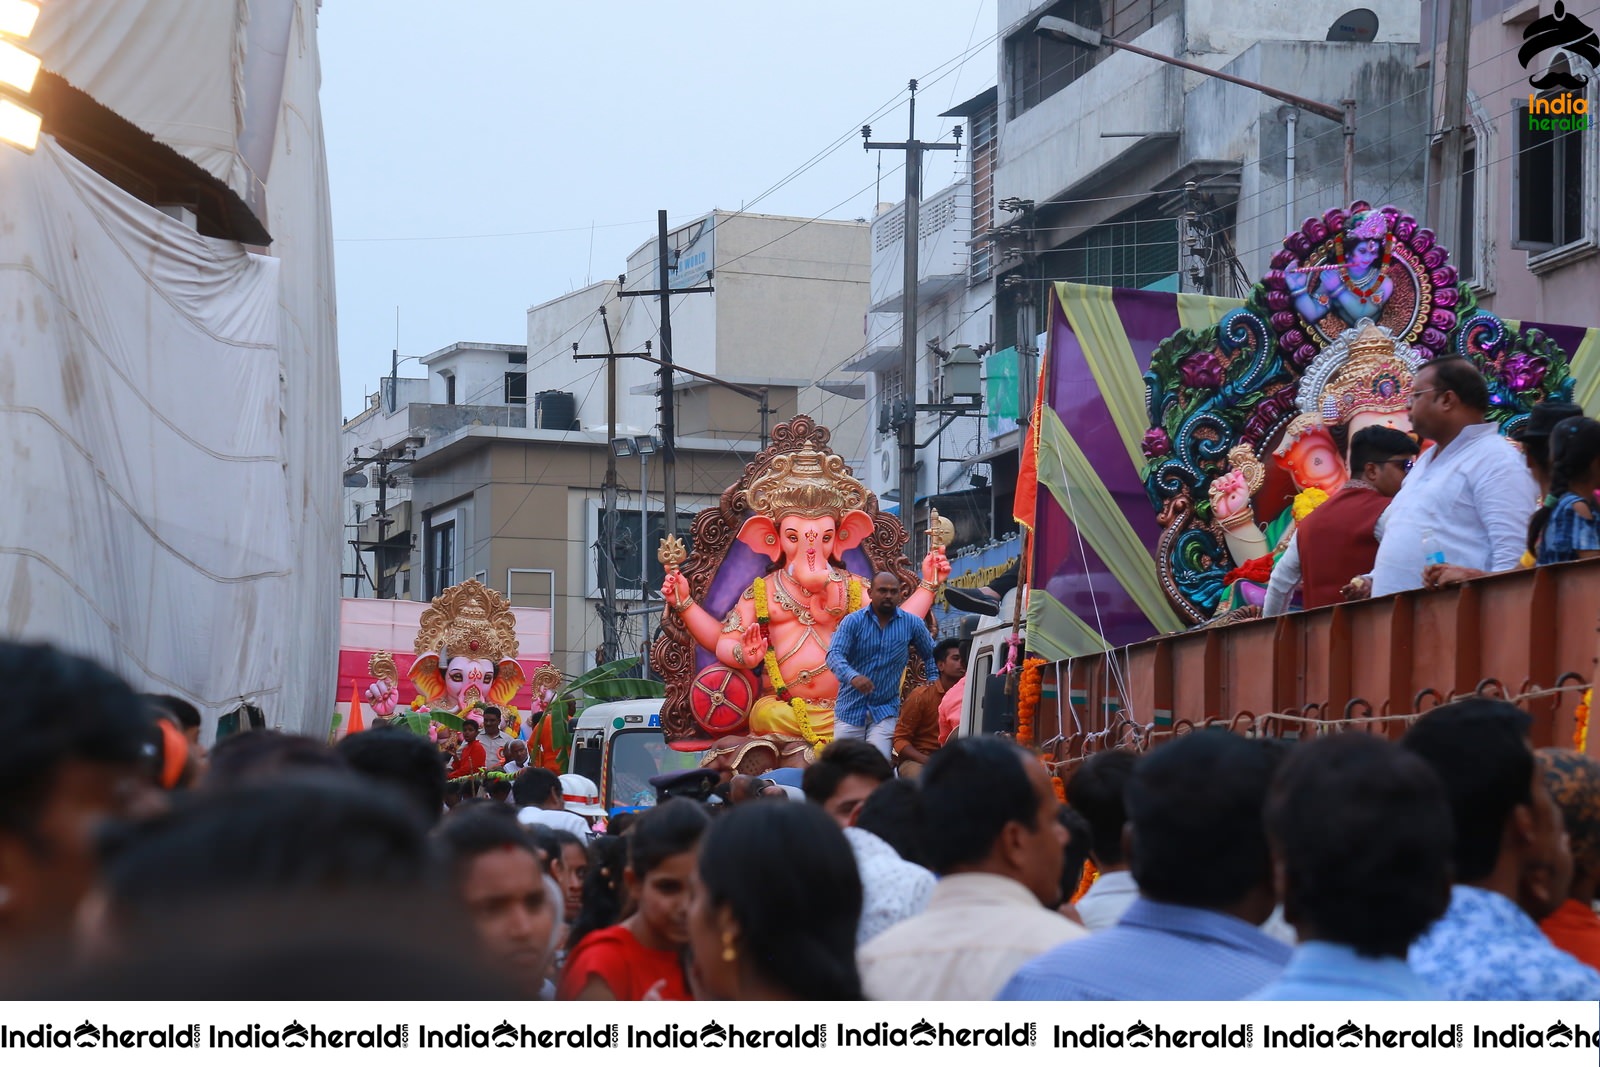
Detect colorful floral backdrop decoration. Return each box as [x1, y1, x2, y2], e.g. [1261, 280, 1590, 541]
[1140, 200, 1577, 624]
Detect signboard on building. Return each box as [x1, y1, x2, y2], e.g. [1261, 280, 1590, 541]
[668, 216, 715, 290]
[931, 535, 1022, 638]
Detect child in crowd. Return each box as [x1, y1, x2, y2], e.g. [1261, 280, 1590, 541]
[1528, 416, 1600, 566]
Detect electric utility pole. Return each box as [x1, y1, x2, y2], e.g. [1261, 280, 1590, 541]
[573, 313, 655, 663]
[620, 210, 714, 555]
[1436, 0, 1472, 254]
[598, 303, 621, 663]
[864, 80, 962, 551]
[344, 438, 422, 599]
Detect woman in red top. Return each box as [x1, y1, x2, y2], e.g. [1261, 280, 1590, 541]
[558, 799, 709, 1000]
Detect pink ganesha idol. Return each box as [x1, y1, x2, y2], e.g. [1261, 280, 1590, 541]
[661, 447, 950, 767]
[365, 578, 529, 732]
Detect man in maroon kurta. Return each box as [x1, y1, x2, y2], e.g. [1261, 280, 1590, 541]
[1265, 426, 1420, 614]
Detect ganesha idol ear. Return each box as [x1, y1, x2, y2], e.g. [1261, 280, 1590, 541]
[736, 515, 782, 561]
[836, 509, 874, 551]
[487, 659, 526, 707]
[409, 653, 446, 705]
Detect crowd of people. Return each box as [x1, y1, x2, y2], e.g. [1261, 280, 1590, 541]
[1, 631, 1598, 1003]
[2, 358, 1598, 1002]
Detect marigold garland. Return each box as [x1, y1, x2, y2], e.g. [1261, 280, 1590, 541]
[1017, 657, 1047, 749]
[1576, 687, 1592, 752]
[1071, 858, 1099, 905]
[1051, 774, 1066, 804]
[754, 575, 862, 754]
[1291, 486, 1329, 522]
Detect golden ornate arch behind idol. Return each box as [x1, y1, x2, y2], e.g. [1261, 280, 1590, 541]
[650, 415, 922, 749]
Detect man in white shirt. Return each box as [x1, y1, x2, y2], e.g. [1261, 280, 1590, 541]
[1357, 357, 1536, 598]
[857, 737, 1086, 999]
[477, 706, 512, 768]
[513, 768, 592, 838]
[499, 739, 529, 774]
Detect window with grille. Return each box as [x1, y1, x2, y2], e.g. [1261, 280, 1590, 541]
[1054, 200, 1179, 289]
[1006, 0, 1104, 118]
[877, 367, 906, 437]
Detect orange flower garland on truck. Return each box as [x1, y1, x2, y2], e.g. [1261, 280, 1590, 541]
[1017, 657, 1046, 749]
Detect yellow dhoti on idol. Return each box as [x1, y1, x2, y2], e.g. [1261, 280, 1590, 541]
[747, 695, 835, 744]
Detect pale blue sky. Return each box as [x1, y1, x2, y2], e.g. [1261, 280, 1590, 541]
[321, 1, 999, 417]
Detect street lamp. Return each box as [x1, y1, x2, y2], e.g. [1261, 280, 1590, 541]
[1035, 15, 1357, 203]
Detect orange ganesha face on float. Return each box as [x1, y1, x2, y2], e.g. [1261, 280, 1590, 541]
[1274, 421, 1349, 495]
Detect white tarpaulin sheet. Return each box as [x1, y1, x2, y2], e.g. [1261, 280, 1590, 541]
[0, 0, 340, 736]
[30, 0, 256, 203]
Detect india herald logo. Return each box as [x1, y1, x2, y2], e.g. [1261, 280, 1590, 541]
[1520, 2, 1600, 91]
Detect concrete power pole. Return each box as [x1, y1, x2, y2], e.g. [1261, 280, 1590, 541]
[865, 80, 961, 550]
[1435, 0, 1473, 253]
[621, 211, 713, 565]
[598, 304, 621, 664]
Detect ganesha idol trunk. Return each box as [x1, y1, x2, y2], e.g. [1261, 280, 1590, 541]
[650, 416, 948, 773]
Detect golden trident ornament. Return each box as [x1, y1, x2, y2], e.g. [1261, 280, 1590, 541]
[658, 534, 688, 574]
[927, 507, 955, 551]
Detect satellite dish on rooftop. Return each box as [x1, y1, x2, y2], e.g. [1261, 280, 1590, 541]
[1327, 8, 1379, 42]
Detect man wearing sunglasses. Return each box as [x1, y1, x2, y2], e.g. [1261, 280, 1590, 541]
[1265, 426, 1421, 614]
[1358, 358, 1537, 597]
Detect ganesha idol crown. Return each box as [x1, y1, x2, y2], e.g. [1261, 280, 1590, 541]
[1296, 319, 1420, 426]
[746, 448, 868, 519]
[412, 577, 520, 662]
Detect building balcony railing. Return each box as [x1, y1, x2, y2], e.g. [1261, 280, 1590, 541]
[406, 403, 527, 438]
[869, 180, 972, 313]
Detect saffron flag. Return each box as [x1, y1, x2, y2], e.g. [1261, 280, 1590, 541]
[346, 682, 365, 736]
[1012, 342, 1050, 532]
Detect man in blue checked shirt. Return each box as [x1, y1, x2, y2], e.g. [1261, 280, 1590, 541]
[825, 571, 937, 759]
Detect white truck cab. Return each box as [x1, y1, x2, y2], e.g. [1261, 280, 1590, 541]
[569, 699, 700, 813]
[956, 589, 1023, 740]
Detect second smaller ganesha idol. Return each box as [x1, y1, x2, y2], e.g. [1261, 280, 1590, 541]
[366, 578, 529, 726]
[1210, 321, 1420, 610]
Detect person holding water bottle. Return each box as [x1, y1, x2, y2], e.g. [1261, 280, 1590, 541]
[1345, 357, 1537, 598]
